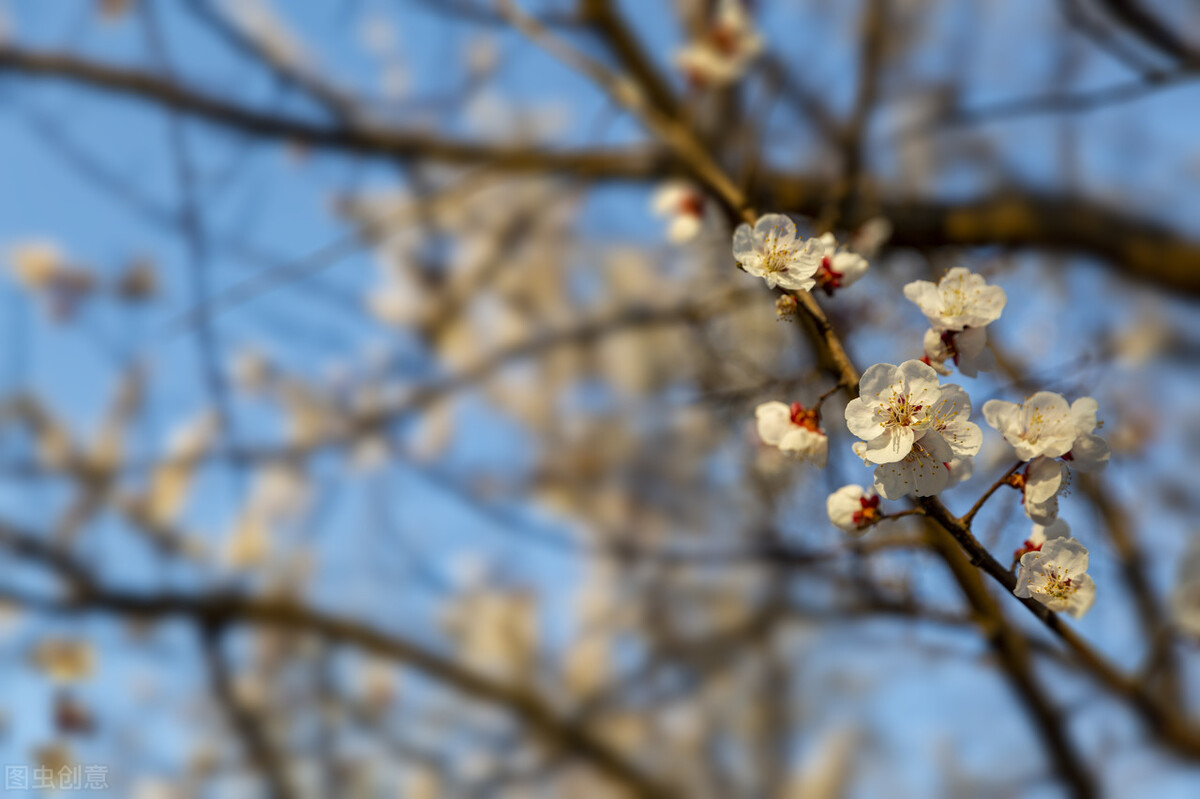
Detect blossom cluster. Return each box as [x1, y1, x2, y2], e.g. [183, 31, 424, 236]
[983, 392, 1110, 524]
[730, 210, 1111, 618]
[1012, 519, 1095, 618]
[732, 214, 870, 294]
[904, 267, 1005, 377]
[844, 359, 981, 499]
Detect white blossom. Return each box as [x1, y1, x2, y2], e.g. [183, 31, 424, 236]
[845, 360, 980, 464]
[1063, 396, 1111, 472]
[983, 391, 1078, 461]
[674, 0, 763, 87]
[984, 393, 1110, 468]
[651, 182, 705, 244]
[732, 214, 820, 291]
[811, 233, 869, 296]
[922, 326, 995, 378]
[826, 485, 881, 534]
[986, 393, 1110, 524]
[755, 401, 827, 466]
[1014, 536, 1095, 618]
[856, 433, 954, 498]
[845, 360, 981, 499]
[903, 267, 1006, 332]
[849, 217, 892, 260]
[905, 268, 1004, 376]
[1019, 456, 1066, 524]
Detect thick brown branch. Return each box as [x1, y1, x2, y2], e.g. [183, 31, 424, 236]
[24, 584, 679, 799]
[769, 180, 1200, 298]
[0, 45, 663, 177]
[3, 45, 1200, 296]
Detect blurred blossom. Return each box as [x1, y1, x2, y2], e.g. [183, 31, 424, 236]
[1173, 533, 1200, 637]
[8, 240, 63, 289]
[30, 639, 95, 683]
[651, 181, 706, 243]
[784, 727, 858, 799]
[443, 587, 539, 682]
[464, 35, 500, 75]
[231, 348, 274, 394]
[356, 13, 397, 57]
[674, 0, 764, 86]
[6, 240, 96, 321]
[97, 0, 135, 22]
[113, 258, 158, 303]
[222, 0, 307, 69]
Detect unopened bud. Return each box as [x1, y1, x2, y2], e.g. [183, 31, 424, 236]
[775, 294, 797, 319]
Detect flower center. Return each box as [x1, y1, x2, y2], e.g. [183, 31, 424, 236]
[940, 278, 970, 317]
[1040, 567, 1077, 601]
[710, 23, 739, 56]
[885, 393, 923, 427]
[814, 255, 843, 296]
[851, 495, 881, 526]
[939, 329, 962, 365]
[677, 193, 704, 218]
[789, 402, 820, 432]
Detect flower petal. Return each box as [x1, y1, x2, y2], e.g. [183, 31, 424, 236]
[754, 401, 793, 446]
[862, 424, 915, 464]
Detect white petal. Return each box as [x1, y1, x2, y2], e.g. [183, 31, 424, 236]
[651, 184, 687, 216]
[667, 214, 702, 243]
[755, 402, 793, 446]
[857, 362, 900, 400]
[955, 326, 988, 359]
[872, 434, 953, 499]
[732, 222, 756, 263]
[956, 345, 995, 378]
[1025, 457, 1065, 503]
[923, 328, 950, 363]
[927, 382, 971, 423]
[1042, 537, 1089, 575]
[1029, 518, 1070, 546]
[781, 428, 827, 467]
[1068, 432, 1110, 472]
[862, 425, 915, 464]
[897, 359, 940, 396]
[1024, 493, 1059, 525]
[1066, 574, 1096, 618]
[1069, 397, 1100, 435]
[826, 485, 869, 531]
[832, 252, 869, 285]
[964, 284, 1006, 328]
[1022, 392, 1074, 459]
[938, 419, 982, 458]
[982, 399, 1019, 437]
[844, 397, 882, 442]
[902, 280, 940, 320]
[754, 213, 796, 244]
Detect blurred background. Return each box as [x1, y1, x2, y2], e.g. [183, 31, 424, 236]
[1, 0, 1199, 797]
